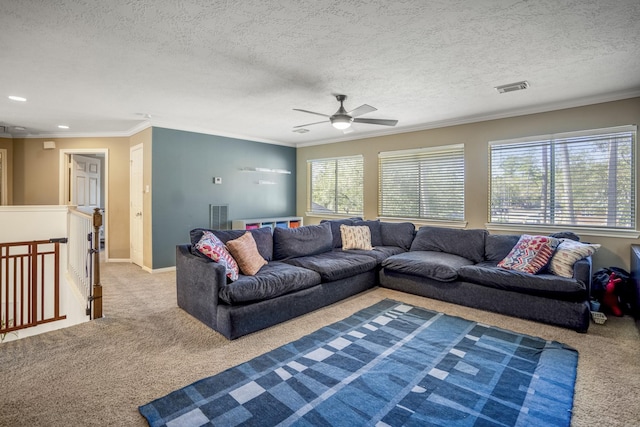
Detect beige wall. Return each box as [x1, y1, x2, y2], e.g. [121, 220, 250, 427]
[0, 137, 13, 204]
[12, 136, 131, 259]
[297, 97, 640, 271]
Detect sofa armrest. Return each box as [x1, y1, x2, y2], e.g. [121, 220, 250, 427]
[176, 244, 225, 330]
[573, 256, 593, 298]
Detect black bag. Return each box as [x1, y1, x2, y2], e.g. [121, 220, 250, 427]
[591, 267, 634, 314]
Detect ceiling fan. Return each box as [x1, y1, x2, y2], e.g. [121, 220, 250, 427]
[293, 95, 398, 131]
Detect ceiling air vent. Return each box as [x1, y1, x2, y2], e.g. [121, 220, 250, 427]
[495, 81, 529, 94]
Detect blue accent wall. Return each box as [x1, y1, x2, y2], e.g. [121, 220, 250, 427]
[151, 127, 296, 268]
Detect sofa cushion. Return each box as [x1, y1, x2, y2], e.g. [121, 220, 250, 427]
[380, 222, 415, 250]
[273, 222, 333, 260]
[340, 224, 373, 250]
[497, 234, 560, 274]
[218, 262, 321, 305]
[282, 251, 377, 282]
[458, 262, 587, 301]
[549, 239, 600, 278]
[410, 226, 487, 263]
[226, 232, 267, 276]
[337, 246, 406, 263]
[194, 231, 239, 281]
[484, 234, 521, 262]
[320, 217, 362, 248]
[191, 227, 274, 261]
[353, 219, 383, 246]
[382, 251, 475, 282]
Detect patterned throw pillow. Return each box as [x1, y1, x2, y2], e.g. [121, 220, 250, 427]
[340, 224, 373, 250]
[550, 239, 600, 278]
[497, 234, 560, 274]
[195, 231, 239, 281]
[226, 232, 267, 276]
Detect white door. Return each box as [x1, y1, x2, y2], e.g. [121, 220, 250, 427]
[130, 144, 144, 267]
[71, 154, 101, 210]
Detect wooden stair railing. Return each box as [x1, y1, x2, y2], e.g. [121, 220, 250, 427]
[0, 238, 67, 336]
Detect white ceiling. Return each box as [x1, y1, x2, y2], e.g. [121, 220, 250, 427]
[1, 0, 640, 147]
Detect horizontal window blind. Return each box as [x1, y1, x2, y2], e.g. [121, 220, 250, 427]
[378, 144, 464, 220]
[490, 125, 636, 229]
[309, 155, 363, 215]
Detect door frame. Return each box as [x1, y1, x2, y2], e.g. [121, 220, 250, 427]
[0, 148, 7, 205]
[129, 143, 144, 268]
[59, 148, 109, 262]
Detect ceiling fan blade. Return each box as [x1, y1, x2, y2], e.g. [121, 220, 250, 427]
[353, 118, 398, 126]
[293, 108, 330, 118]
[294, 120, 328, 128]
[348, 104, 377, 117]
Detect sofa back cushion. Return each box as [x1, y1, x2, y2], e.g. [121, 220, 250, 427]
[410, 226, 487, 263]
[273, 222, 333, 260]
[380, 222, 415, 250]
[352, 219, 382, 246]
[190, 226, 273, 261]
[484, 234, 521, 262]
[320, 217, 362, 248]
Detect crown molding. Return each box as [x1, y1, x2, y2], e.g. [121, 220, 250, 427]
[295, 89, 640, 148]
[149, 120, 295, 147]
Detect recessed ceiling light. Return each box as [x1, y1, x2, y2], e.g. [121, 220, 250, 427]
[8, 95, 27, 102]
[58, 125, 69, 129]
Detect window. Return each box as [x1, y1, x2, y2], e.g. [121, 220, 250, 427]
[378, 144, 465, 221]
[489, 125, 636, 229]
[308, 155, 363, 215]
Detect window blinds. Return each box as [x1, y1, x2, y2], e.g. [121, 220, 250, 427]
[489, 125, 636, 229]
[309, 155, 363, 215]
[378, 144, 465, 220]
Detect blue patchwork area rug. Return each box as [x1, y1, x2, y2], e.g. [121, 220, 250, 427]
[139, 299, 578, 426]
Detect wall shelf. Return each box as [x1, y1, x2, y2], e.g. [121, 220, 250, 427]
[232, 216, 302, 230]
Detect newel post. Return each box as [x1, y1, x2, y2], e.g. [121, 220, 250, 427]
[92, 207, 103, 319]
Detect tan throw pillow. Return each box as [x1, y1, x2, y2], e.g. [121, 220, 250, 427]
[340, 224, 373, 250]
[227, 232, 267, 276]
[550, 239, 600, 278]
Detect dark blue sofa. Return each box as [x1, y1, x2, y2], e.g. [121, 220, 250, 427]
[176, 222, 592, 339]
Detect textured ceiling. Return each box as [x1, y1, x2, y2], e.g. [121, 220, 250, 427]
[1, 0, 640, 146]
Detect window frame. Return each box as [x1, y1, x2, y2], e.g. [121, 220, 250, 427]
[307, 155, 364, 217]
[487, 125, 638, 238]
[378, 144, 466, 226]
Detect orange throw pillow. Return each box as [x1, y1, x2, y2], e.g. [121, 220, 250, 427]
[227, 232, 267, 276]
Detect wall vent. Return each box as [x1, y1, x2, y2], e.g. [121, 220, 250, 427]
[495, 81, 529, 94]
[210, 204, 229, 230]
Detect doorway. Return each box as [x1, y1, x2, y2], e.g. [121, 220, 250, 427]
[59, 149, 109, 261]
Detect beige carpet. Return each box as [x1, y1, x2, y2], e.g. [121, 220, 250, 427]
[1, 262, 639, 427]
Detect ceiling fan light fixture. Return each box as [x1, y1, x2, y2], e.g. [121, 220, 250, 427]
[330, 115, 352, 130]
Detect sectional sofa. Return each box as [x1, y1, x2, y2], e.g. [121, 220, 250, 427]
[176, 219, 593, 339]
